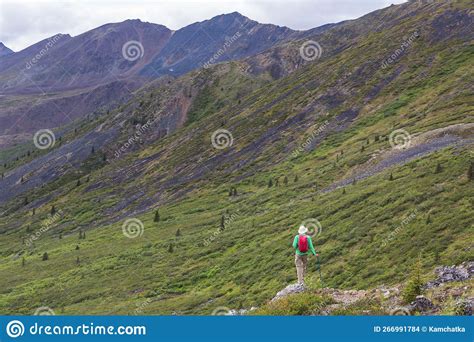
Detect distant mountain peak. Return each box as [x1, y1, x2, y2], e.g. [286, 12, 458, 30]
[0, 42, 14, 56]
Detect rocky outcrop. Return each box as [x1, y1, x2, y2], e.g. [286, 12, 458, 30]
[453, 299, 473, 316]
[425, 262, 474, 288]
[408, 295, 438, 314]
[271, 283, 306, 302]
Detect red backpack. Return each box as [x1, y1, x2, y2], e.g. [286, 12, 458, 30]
[298, 235, 308, 252]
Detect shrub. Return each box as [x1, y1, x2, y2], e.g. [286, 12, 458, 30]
[252, 293, 333, 315]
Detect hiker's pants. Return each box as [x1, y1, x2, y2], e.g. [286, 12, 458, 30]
[295, 254, 308, 283]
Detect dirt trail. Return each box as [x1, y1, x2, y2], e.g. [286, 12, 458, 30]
[321, 123, 474, 194]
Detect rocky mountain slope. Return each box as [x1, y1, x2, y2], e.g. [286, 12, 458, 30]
[0, 0, 472, 315]
[0, 13, 306, 148]
[0, 43, 13, 57]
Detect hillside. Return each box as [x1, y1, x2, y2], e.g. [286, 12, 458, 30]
[0, 0, 473, 315]
[0, 13, 304, 148]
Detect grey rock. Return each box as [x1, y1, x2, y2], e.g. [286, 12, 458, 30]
[453, 299, 473, 316]
[271, 283, 306, 302]
[409, 295, 437, 313]
[425, 262, 474, 288]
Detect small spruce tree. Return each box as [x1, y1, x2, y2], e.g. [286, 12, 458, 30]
[402, 256, 423, 303]
[467, 162, 473, 181]
[220, 215, 225, 230]
[42, 252, 49, 261]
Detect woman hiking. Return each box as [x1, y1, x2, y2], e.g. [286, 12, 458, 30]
[293, 225, 318, 284]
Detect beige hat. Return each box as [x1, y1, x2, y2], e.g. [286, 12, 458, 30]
[298, 225, 308, 234]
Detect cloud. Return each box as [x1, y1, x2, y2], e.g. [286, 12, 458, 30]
[0, 0, 406, 51]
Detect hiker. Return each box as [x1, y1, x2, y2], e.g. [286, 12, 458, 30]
[293, 225, 318, 284]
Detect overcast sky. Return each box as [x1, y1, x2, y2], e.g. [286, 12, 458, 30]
[0, 0, 406, 51]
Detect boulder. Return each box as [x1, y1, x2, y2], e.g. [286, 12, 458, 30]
[271, 283, 306, 302]
[409, 295, 438, 313]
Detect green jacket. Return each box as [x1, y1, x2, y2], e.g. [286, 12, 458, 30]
[293, 234, 317, 256]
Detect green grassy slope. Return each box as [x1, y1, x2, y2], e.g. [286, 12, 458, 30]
[0, 0, 473, 314]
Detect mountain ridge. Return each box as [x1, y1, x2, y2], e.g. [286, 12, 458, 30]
[0, 12, 317, 148]
[0, 0, 472, 315]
